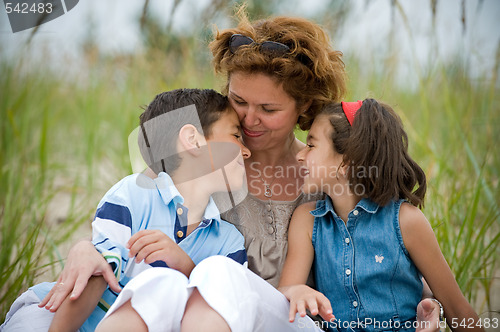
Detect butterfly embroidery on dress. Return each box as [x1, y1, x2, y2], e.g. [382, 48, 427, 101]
[375, 255, 384, 263]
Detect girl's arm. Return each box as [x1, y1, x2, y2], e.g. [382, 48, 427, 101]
[48, 276, 107, 332]
[399, 203, 484, 332]
[278, 202, 335, 323]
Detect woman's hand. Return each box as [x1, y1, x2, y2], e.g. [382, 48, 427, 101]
[38, 240, 121, 312]
[279, 284, 335, 323]
[127, 229, 195, 277]
[415, 298, 441, 332]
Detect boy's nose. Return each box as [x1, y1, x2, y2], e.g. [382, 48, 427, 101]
[296, 147, 305, 162]
[240, 144, 251, 159]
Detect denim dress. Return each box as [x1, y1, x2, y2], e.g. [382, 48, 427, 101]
[311, 197, 422, 332]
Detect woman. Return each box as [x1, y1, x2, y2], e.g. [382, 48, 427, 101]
[101, 14, 344, 332]
[5, 10, 441, 332]
[210, 13, 347, 288]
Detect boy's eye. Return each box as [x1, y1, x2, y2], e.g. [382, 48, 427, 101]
[306, 143, 314, 148]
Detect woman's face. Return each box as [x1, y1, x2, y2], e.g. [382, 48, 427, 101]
[227, 71, 300, 153]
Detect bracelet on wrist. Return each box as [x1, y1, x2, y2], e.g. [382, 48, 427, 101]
[430, 298, 444, 321]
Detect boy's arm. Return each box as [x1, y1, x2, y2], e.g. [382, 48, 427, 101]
[400, 203, 484, 332]
[127, 229, 196, 277]
[48, 276, 107, 332]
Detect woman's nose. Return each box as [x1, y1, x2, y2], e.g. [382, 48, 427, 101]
[243, 107, 259, 127]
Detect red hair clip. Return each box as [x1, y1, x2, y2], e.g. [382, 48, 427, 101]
[341, 100, 363, 126]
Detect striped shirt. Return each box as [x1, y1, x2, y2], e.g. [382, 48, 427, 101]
[32, 171, 247, 331]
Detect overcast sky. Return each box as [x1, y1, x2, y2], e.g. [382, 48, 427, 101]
[1, 0, 499, 85]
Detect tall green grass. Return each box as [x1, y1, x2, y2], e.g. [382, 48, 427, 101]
[0, 43, 213, 317]
[1, 38, 498, 325]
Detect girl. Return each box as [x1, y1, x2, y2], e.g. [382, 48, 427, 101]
[279, 99, 483, 332]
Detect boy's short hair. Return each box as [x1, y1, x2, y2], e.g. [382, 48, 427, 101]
[138, 88, 230, 174]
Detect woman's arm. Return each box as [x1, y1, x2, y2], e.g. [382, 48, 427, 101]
[48, 276, 107, 332]
[399, 203, 484, 332]
[38, 240, 121, 312]
[278, 202, 334, 323]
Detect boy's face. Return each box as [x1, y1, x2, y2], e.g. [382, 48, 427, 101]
[206, 108, 250, 192]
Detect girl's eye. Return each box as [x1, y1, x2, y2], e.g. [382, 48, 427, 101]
[233, 134, 241, 139]
[306, 143, 314, 148]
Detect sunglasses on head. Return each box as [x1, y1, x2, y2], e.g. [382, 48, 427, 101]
[229, 34, 291, 56]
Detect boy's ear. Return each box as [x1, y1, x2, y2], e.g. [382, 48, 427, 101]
[179, 124, 204, 155]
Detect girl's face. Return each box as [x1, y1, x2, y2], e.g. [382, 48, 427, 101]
[296, 115, 344, 195]
[227, 71, 300, 153]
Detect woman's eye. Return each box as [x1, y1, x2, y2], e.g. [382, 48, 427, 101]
[233, 99, 246, 105]
[262, 108, 275, 113]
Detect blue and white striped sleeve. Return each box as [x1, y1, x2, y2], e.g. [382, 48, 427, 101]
[227, 247, 247, 266]
[92, 201, 133, 281]
[223, 227, 248, 267]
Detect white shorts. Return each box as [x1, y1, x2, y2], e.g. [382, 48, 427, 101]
[0, 289, 81, 332]
[99, 256, 322, 332]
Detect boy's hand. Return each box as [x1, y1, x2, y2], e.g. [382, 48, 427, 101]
[38, 240, 121, 312]
[279, 284, 335, 323]
[127, 229, 195, 276]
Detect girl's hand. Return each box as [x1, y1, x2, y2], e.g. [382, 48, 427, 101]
[127, 229, 195, 276]
[38, 240, 120, 312]
[279, 285, 335, 323]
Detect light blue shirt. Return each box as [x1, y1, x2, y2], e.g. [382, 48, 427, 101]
[32, 172, 246, 331]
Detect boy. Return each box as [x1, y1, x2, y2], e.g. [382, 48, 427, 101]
[2, 89, 250, 332]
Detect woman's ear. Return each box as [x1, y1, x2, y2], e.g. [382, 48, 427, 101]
[178, 124, 204, 155]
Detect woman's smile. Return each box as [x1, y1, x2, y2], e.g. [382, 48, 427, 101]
[242, 127, 265, 138]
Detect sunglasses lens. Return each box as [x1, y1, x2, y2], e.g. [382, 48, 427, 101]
[260, 41, 290, 56]
[229, 34, 291, 57]
[229, 34, 254, 53]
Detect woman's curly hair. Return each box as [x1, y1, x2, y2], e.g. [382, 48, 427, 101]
[210, 8, 347, 130]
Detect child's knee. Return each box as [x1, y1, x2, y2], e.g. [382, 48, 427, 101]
[194, 255, 239, 276]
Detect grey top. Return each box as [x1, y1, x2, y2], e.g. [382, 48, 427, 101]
[221, 192, 322, 288]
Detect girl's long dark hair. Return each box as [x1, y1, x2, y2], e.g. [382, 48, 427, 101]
[322, 99, 427, 208]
